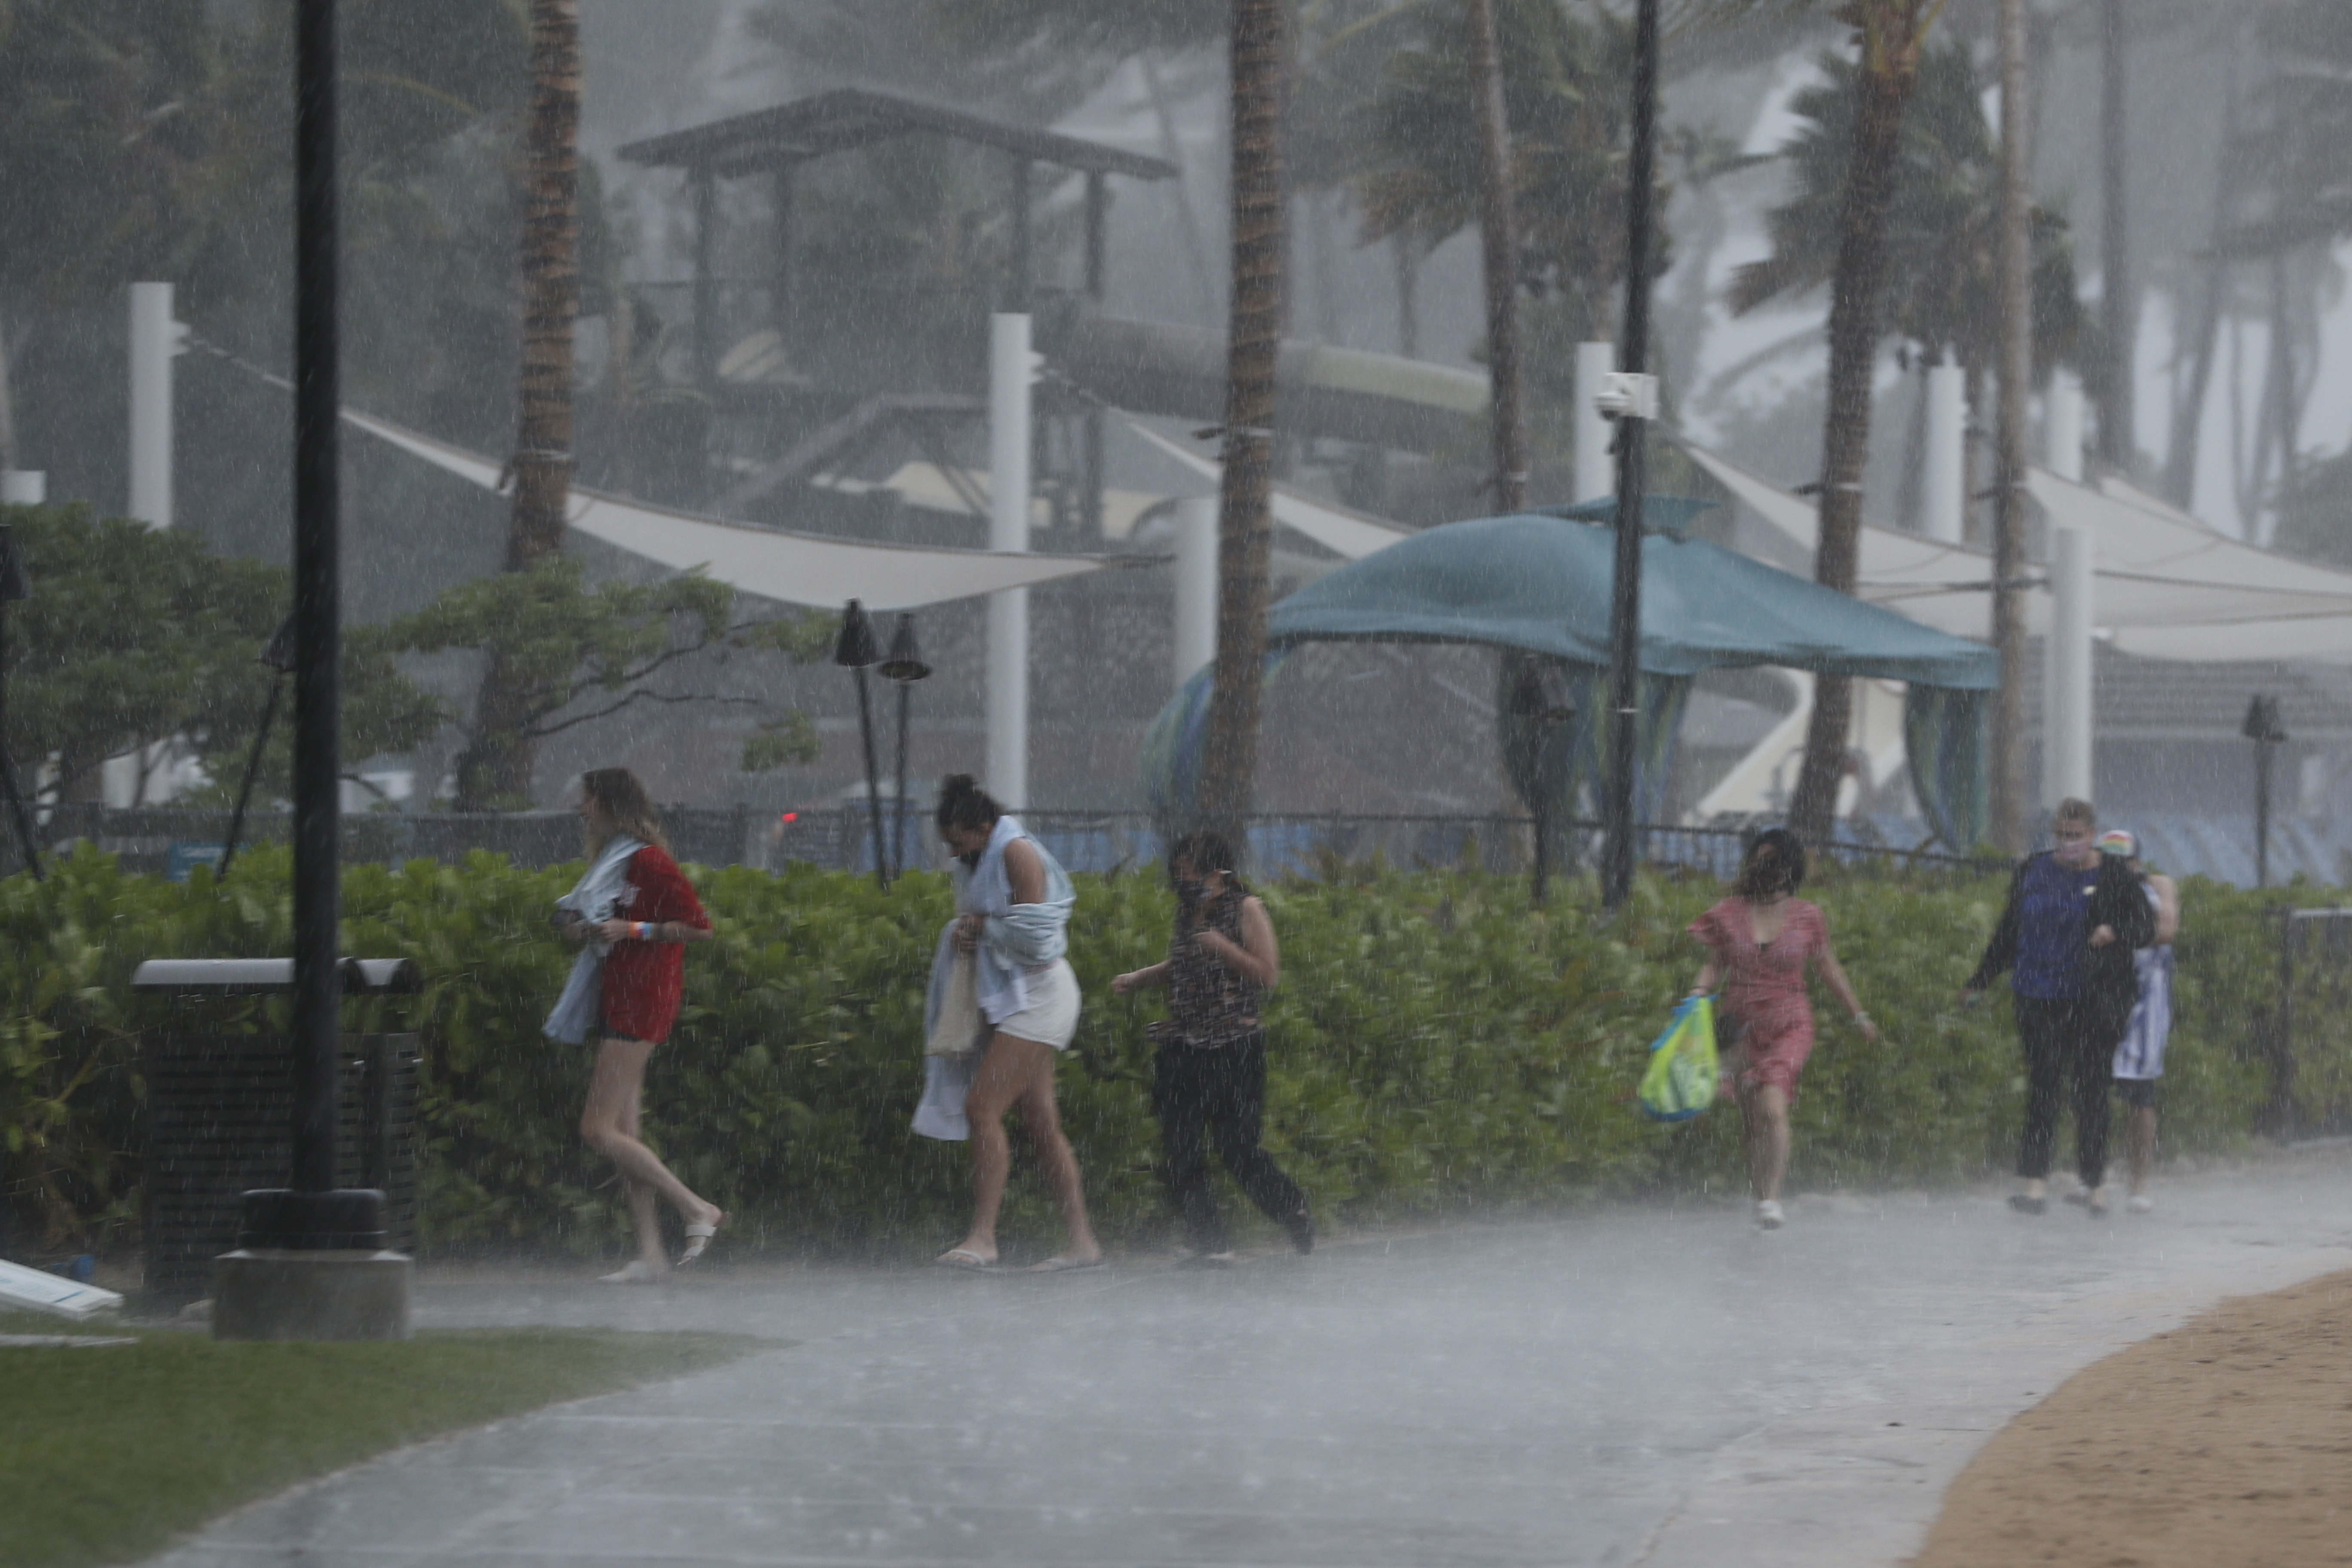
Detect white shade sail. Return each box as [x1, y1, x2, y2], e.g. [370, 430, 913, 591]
[1684, 440, 2352, 661]
[346, 409, 1139, 612]
[1120, 418, 1415, 560]
[1678, 443, 2015, 638]
[2025, 469, 2352, 662]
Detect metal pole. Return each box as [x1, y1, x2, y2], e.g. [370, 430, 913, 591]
[129, 282, 176, 529]
[987, 313, 1032, 807]
[2045, 526, 2094, 805]
[854, 665, 887, 890]
[290, 0, 342, 1196]
[2256, 737, 2273, 889]
[1923, 359, 1966, 542]
[1603, 0, 1660, 911]
[893, 678, 910, 882]
[1574, 343, 1614, 505]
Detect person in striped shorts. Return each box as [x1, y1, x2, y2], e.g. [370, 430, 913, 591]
[2101, 829, 2177, 1214]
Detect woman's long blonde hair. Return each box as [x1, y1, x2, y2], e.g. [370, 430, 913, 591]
[579, 767, 669, 854]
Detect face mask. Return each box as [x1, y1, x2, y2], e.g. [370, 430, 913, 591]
[1173, 877, 1207, 905]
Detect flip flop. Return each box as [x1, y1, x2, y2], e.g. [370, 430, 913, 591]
[934, 1247, 995, 1271]
[675, 1214, 724, 1268]
[1027, 1254, 1105, 1274]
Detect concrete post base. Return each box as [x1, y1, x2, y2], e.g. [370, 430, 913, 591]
[212, 1249, 413, 1341]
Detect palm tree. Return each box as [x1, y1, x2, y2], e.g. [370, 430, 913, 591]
[454, 0, 580, 809]
[1346, 0, 1639, 344]
[1761, 0, 1947, 848]
[1194, 0, 1287, 845]
[1465, 0, 1527, 512]
[1727, 42, 2083, 386]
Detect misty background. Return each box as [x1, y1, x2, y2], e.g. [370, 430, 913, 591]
[3, 0, 2345, 874]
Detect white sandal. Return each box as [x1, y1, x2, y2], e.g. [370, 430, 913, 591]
[675, 1216, 723, 1268]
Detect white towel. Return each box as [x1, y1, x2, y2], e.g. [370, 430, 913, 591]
[541, 834, 646, 1044]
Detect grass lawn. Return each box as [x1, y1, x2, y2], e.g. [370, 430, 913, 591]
[0, 1312, 778, 1568]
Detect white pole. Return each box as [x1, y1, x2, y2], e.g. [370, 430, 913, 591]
[1923, 360, 1966, 542]
[2044, 368, 2085, 482]
[2045, 524, 2095, 805]
[987, 313, 1032, 809]
[129, 282, 179, 529]
[1172, 495, 1217, 691]
[1574, 341, 1616, 504]
[0, 472, 44, 504]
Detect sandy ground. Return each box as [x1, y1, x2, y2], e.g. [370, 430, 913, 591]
[1911, 1268, 2352, 1568]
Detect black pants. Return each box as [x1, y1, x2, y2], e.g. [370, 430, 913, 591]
[2015, 994, 2131, 1187]
[1152, 1033, 1307, 1253]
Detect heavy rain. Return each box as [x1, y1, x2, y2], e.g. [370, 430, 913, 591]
[4, 3, 2352, 1566]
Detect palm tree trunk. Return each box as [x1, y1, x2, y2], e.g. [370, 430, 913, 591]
[1194, 0, 1286, 847]
[1989, 0, 2034, 848]
[2162, 29, 2242, 509]
[1466, 0, 1527, 514]
[1786, 27, 1921, 845]
[455, 0, 580, 811]
[2096, 0, 2133, 471]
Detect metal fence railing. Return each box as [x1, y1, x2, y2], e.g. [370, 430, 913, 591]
[818, 807, 2006, 882]
[16, 802, 2002, 883]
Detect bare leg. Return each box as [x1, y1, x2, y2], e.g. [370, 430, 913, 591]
[581, 1038, 723, 1253]
[942, 1032, 1038, 1266]
[1016, 1048, 1100, 1266]
[1740, 1082, 1792, 1203]
[2128, 1105, 2157, 1195]
[613, 1075, 666, 1267]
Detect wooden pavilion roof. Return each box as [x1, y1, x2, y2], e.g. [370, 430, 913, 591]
[617, 88, 1179, 182]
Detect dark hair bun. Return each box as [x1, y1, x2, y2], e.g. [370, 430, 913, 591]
[934, 773, 1003, 834]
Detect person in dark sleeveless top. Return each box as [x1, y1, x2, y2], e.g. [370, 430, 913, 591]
[1112, 832, 1313, 1265]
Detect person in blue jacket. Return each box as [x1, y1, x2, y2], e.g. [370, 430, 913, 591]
[1962, 798, 2155, 1217]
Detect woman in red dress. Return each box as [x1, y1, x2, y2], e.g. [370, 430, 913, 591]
[1686, 830, 1877, 1231]
[554, 768, 721, 1283]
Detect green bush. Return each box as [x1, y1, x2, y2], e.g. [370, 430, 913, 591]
[0, 846, 2324, 1263]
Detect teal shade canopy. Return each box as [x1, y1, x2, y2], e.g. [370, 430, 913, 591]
[1267, 511, 1998, 690]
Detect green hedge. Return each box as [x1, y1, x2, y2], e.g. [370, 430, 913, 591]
[0, 845, 2320, 1263]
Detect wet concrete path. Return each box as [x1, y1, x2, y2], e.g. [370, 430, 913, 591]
[147, 1149, 2352, 1568]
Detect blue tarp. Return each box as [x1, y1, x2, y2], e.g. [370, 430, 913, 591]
[1267, 513, 1998, 689]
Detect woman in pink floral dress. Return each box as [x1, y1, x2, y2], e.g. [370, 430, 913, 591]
[1687, 830, 1877, 1230]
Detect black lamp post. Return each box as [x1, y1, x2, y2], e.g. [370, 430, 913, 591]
[878, 614, 931, 882]
[218, 614, 297, 880]
[223, 0, 391, 1278]
[2244, 694, 2289, 888]
[1602, 0, 1662, 911]
[0, 524, 42, 881]
[1507, 658, 1574, 907]
[835, 600, 889, 888]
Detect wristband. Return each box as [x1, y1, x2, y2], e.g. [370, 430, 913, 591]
[635, 922, 652, 941]
[1852, 1011, 1871, 1026]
